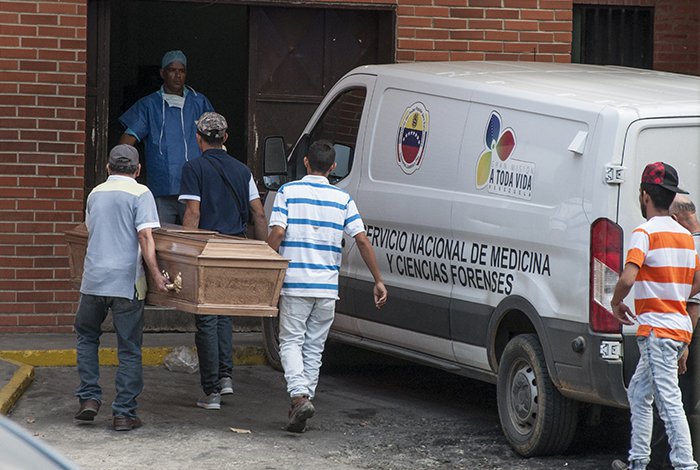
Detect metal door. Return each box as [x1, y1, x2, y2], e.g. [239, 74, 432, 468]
[247, 5, 393, 179]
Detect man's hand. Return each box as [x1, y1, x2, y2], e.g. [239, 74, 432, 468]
[611, 301, 636, 325]
[374, 281, 388, 309]
[679, 346, 689, 375]
[152, 272, 169, 293]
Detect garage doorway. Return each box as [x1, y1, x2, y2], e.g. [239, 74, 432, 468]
[86, 0, 394, 195]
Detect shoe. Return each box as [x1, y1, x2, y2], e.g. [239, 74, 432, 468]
[611, 460, 629, 470]
[286, 395, 315, 433]
[74, 399, 100, 423]
[196, 392, 221, 410]
[112, 415, 143, 431]
[220, 377, 233, 395]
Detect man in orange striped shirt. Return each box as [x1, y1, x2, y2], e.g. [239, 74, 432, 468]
[611, 162, 700, 470]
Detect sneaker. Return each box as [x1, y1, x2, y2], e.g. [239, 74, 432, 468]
[286, 395, 315, 433]
[74, 399, 100, 423]
[220, 377, 233, 395]
[196, 392, 221, 410]
[611, 460, 629, 470]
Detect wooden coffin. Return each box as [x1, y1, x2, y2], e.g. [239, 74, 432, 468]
[65, 223, 288, 317]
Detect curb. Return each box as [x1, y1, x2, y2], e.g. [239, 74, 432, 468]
[0, 345, 267, 415]
[0, 357, 34, 415]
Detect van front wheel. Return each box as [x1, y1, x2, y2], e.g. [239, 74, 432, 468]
[261, 316, 282, 371]
[496, 334, 578, 456]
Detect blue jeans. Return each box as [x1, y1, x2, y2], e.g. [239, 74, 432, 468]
[628, 331, 697, 470]
[155, 195, 184, 225]
[278, 296, 335, 399]
[74, 294, 144, 417]
[194, 315, 233, 394]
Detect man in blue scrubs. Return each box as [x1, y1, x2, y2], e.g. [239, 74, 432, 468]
[119, 50, 214, 224]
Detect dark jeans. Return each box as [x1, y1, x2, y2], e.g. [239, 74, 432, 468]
[650, 333, 700, 470]
[155, 195, 184, 225]
[74, 294, 144, 417]
[194, 314, 233, 394]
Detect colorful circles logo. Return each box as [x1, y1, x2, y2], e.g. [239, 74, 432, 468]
[397, 102, 429, 174]
[476, 111, 516, 189]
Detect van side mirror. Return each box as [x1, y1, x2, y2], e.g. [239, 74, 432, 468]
[329, 143, 353, 183]
[263, 136, 287, 190]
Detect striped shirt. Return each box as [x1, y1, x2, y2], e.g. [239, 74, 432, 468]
[269, 175, 365, 298]
[626, 216, 700, 343]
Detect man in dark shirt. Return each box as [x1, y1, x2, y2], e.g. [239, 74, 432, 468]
[179, 112, 267, 409]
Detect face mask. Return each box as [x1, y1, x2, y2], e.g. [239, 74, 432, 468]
[162, 93, 185, 109]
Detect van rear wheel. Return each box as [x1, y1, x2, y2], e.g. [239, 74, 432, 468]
[261, 316, 282, 371]
[497, 334, 578, 456]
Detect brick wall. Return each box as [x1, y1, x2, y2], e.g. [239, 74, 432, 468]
[0, 0, 86, 332]
[0, 0, 696, 332]
[396, 0, 574, 62]
[574, 0, 700, 75]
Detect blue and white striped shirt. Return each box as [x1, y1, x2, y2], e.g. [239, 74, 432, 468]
[270, 175, 365, 298]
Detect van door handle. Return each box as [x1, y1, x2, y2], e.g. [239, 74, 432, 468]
[341, 238, 346, 248]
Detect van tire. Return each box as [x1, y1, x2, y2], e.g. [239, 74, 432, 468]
[497, 334, 578, 457]
[262, 317, 283, 371]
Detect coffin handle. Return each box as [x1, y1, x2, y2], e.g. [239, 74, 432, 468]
[162, 270, 183, 294]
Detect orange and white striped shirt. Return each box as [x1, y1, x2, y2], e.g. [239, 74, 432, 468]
[626, 216, 700, 344]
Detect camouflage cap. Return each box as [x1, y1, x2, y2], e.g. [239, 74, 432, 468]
[196, 112, 228, 139]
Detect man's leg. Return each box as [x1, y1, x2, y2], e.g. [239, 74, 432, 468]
[195, 314, 221, 396]
[278, 296, 314, 397]
[628, 336, 655, 470]
[216, 315, 233, 382]
[155, 196, 180, 225]
[110, 296, 145, 419]
[302, 298, 336, 399]
[648, 333, 697, 470]
[74, 294, 108, 406]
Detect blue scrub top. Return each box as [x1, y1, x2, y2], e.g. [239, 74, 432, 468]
[119, 86, 214, 197]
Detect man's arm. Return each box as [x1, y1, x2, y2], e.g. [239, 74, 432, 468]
[610, 262, 640, 325]
[119, 133, 137, 146]
[181, 200, 200, 229]
[690, 270, 700, 299]
[266, 225, 286, 252]
[354, 231, 388, 309]
[138, 227, 168, 292]
[249, 198, 268, 241]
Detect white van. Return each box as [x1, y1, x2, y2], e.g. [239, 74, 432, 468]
[261, 62, 700, 456]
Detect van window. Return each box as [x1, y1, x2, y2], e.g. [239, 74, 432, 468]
[304, 87, 366, 183]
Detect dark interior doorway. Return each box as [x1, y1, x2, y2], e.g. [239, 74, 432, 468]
[108, 0, 249, 186]
[86, 0, 394, 197]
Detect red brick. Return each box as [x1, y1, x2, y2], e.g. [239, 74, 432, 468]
[0, 163, 36, 175]
[37, 26, 76, 38]
[59, 16, 85, 27]
[468, 19, 503, 29]
[469, 0, 501, 6]
[19, 60, 57, 72]
[20, 13, 59, 25]
[504, 0, 538, 6]
[539, 21, 571, 32]
[398, 39, 435, 50]
[1, 48, 37, 59]
[398, 27, 416, 38]
[0, 24, 37, 36]
[38, 119, 75, 130]
[435, 40, 471, 51]
[415, 50, 451, 61]
[18, 107, 55, 118]
[0, 141, 36, 152]
[36, 96, 75, 108]
[19, 176, 56, 187]
[19, 83, 57, 94]
[521, 10, 555, 21]
[398, 17, 433, 27]
[486, 9, 520, 19]
[519, 32, 555, 42]
[540, 0, 572, 8]
[414, 6, 450, 17]
[486, 30, 519, 41]
[18, 314, 57, 326]
[37, 73, 75, 85]
[0, 315, 18, 326]
[396, 50, 416, 61]
[450, 51, 486, 61]
[450, 8, 485, 18]
[434, 0, 468, 6]
[2, 2, 38, 13]
[56, 108, 84, 120]
[34, 256, 68, 267]
[468, 41, 505, 52]
[0, 37, 20, 47]
[504, 20, 539, 31]
[434, 18, 467, 29]
[416, 29, 450, 39]
[20, 130, 57, 140]
[16, 245, 53, 256]
[17, 291, 53, 302]
[39, 49, 76, 61]
[58, 62, 85, 74]
[38, 3, 77, 14]
[450, 30, 484, 40]
[21, 37, 58, 48]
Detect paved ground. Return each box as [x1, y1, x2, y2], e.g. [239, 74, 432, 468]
[2, 336, 632, 470]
